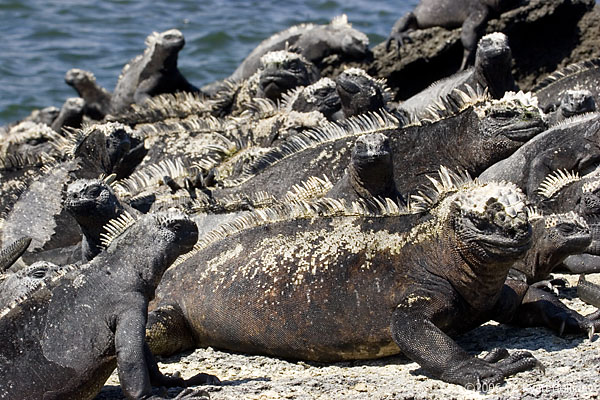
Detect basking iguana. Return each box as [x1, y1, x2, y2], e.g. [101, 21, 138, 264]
[397, 32, 517, 117]
[282, 77, 342, 121]
[0, 211, 219, 399]
[50, 97, 85, 133]
[0, 260, 64, 310]
[146, 171, 578, 389]
[110, 29, 199, 115]
[385, 0, 520, 70]
[543, 89, 596, 126]
[212, 89, 544, 200]
[65, 68, 113, 120]
[478, 112, 600, 201]
[335, 68, 393, 118]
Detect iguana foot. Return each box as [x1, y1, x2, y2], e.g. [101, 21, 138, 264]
[147, 388, 211, 399]
[530, 278, 568, 295]
[185, 372, 221, 386]
[385, 32, 413, 53]
[440, 350, 540, 390]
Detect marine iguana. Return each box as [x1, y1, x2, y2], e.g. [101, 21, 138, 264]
[335, 68, 392, 119]
[0, 237, 31, 274]
[224, 14, 369, 84]
[146, 171, 593, 389]
[0, 211, 218, 399]
[478, 112, 600, 200]
[282, 77, 342, 121]
[65, 68, 113, 120]
[397, 32, 517, 117]
[533, 58, 600, 114]
[543, 89, 596, 126]
[213, 90, 544, 200]
[50, 97, 85, 133]
[385, 0, 520, 70]
[0, 261, 63, 310]
[65, 175, 140, 262]
[0, 122, 133, 264]
[326, 132, 404, 204]
[577, 274, 600, 309]
[110, 29, 199, 115]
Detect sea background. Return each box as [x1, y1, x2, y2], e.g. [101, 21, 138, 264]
[0, 0, 419, 125]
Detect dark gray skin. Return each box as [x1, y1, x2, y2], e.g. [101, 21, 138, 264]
[0, 123, 133, 265]
[0, 260, 63, 309]
[65, 177, 139, 262]
[212, 92, 545, 202]
[578, 274, 600, 309]
[398, 32, 517, 117]
[226, 15, 369, 84]
[285, 77, 342, 121]
[50, 97, 85, 133]
[0, 211, 218, 400]
[544, 89, 596, 126]
[65, 68, 113, 120]
[110, 29, 199, 115]
[148, 179, 551, 389]
[385, 0, 520, 70]
[478, 112, 600, 201]
[326, 133, 404, 205]
[533, 58, 600, 115]
[0, 237, 31, 273]
[335, 68, 387, 118]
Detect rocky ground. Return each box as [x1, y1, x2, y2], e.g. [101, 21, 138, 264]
[96, 274, 600, 400]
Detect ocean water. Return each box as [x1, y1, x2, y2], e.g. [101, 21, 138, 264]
[0, 0, 418, 125]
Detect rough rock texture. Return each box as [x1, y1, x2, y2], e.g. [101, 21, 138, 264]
[97, 275, 599, 400]
[365, 0, 597, 101]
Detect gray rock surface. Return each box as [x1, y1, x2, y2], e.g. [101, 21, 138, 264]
[97, 274, 599, 400]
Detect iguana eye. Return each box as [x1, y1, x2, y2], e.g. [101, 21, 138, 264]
[87, 186, 102, 197]
[30, 267, 48, 279]
[490, 109, 517, 119]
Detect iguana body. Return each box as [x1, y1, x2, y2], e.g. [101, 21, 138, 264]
[478, 113, 600, 200]
[335, 68, 391, 118]
[544, 89, 596, 126]
[385, 0, 519, 70]
[110, 29, 199, 115]
[65, 68, 112, 120]
[398, 32, 517, 117]
[0, 211, 217, 399]
[50, 97, 85, 133]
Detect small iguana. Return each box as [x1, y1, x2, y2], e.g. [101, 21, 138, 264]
[0, 211, 218, 399]
[110, 29, 200, 115]
[50, 97, 85, 133]
[65, 68, 113, 120]
[143, 170, 600, 389]
[385, 0, 520, 70]
[543, 89, 596, 126]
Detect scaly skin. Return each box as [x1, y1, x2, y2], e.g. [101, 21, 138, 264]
[65, 68, 113, 120]
[0, 211, 218, 399]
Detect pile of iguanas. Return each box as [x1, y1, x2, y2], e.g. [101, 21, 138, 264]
[2, 2, 600, 399]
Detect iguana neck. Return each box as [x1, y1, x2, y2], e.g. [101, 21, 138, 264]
[349, 159, 397, 199]
[476, 58, 515, 99]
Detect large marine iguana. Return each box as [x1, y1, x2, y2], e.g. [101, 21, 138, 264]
[212, 90, 545, 200]
[385, 0, 520, 70]
[397, 32, 517, 117]
[110, 29, 199, 115]
[65, 68, 113, 120]
[0, 211, 218, 399]
[478, 112, 600, 200]
[335, 68, 392, 119]
[145, 171, 596, 388]
[222, 15, 369, 84]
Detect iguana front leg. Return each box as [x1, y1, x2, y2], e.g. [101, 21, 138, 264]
[459, 6, 490, 70]
[115, 302, 214, 399]
[390, 291, 538, 388]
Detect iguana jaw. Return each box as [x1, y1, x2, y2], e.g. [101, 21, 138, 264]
[463, 216, 532, 259]
[496, 119, 546, 142]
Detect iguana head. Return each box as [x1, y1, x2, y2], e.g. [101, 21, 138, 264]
[73, 122, 132, 175]
[477, 91, 546, 143]
[579, 177, 600, 217]
[559, 89, 596, 118]
[475, 32, 512, 70]
[257, 51, 319, 101]
[335, 68, 386, 118]
[515, 210, 590, 283]
[150, 28, 185, 54]
[448, 182, 531, 263]
[0, 261, 63, 309]
[288, 78, 341, 120]
[65, 177, 123, 230]
[64, 68, 96, 88]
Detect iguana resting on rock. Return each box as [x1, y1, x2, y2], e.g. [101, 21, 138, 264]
[385, 0, 520, 70]
[65, 68, 113, 120]
[326, 132, 404, 205]
[110, 29, 199, 115]
[335, 68, 393, 118]
[478, 112, 600, 201]
[543, 89, 596, 126]
[221, 14, 369, 85]
[533, 58, 600, 115]
[397, 32, 517, 117]
[144, 170, 600, 388]
[0, 122, 133, 265]
[282, 77, 342, 121]
[0, 211, 218, 399]
[0, 260, 64, 310]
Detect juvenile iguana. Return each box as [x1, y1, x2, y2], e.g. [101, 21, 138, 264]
[0, 211, 218, 399]
[478, 112, 600, 200]
[385, 0, 520, 70]
[397, 32, 517, 117]
[110, 29, 199, 115]
[144, 170, 599, 389]
[65, 68, 113, 120]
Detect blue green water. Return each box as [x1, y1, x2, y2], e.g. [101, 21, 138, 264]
[0, 0, 418, 125]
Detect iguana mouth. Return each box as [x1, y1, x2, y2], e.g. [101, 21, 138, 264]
[500, 120, 546, 141]
[477, 231, 532, 257]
